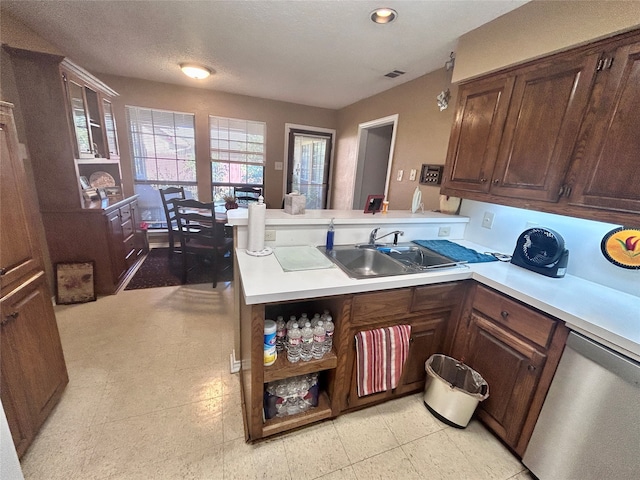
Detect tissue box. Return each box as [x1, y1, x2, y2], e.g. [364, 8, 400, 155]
[284, 193, 306, 215]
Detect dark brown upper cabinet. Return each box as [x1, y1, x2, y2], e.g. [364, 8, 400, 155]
[567, 39, 640, 215]
[441, 29, 640, 226]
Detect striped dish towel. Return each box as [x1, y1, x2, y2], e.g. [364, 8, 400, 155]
[355, 324, 412, 397]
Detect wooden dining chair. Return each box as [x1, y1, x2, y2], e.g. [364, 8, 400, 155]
[174, 199, 233, 288]
[159, 186, 186, 257]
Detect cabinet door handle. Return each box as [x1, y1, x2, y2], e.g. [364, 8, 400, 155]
[2, 311, 19, 326]
[564, 185, 572, 197]
[500, 311, 509, 319]
[0, 267, 6, 275]
[480, 178, 487, 183]
[528, 364, 536, 372]
[409, 336, 414, 343]
[492, 179, 500, 185]
[603, 57, 614, 70]
[596, 58, 605, 71]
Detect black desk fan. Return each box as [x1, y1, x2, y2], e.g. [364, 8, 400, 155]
[511, 228, 569, 278]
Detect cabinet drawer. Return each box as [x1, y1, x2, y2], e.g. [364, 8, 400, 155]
[411, 282, 464, 312]
[121, 218, 134, 239]
[351, 289, 411, 324]
[120, 204, 131, 222]
[473, 286, 556, 349]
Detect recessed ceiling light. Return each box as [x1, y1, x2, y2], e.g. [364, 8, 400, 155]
[371, 7, 397, 24]
[180, 63, 212, 80]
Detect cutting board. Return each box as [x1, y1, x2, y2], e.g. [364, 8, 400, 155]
[273, 246, 335, 272]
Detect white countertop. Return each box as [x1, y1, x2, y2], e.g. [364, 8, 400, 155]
[236, 240, 640, 361]
[226, 208, 469, 226]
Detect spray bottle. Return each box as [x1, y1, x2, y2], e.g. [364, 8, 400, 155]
[326, 218, 335, 251]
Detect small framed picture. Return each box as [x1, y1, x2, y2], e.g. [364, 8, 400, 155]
[55, 261, 96, 304]
[364, 194, 385, 214]
[80, 176, 90, 189]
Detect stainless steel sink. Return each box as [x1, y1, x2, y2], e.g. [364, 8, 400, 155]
[321, 243, 466, 279]
[326, 247, 408, 279]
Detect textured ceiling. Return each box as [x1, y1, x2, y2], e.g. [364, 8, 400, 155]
[2, 0, 528, 109]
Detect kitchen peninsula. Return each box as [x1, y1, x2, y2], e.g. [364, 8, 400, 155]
[227, 209, 639, 455]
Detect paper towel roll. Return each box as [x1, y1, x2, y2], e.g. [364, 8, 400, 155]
[247, 197, 266, 253]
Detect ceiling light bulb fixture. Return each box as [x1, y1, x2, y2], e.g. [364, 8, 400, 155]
[180, 63, 212, 80]
[371, 8, 397, 24]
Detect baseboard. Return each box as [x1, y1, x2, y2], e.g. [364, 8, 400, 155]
[229, 349, 241, 374]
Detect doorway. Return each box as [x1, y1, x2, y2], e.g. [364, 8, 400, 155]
[285, 124, 335, 209]
[352, 114, 398, 210]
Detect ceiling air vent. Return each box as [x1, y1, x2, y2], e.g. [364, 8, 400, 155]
[384, 70, 405, 79]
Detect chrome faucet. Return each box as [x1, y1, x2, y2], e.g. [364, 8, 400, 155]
[369, 228, 404, 246]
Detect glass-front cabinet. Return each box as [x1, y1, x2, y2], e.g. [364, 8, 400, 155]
[61, 59, 119, 161]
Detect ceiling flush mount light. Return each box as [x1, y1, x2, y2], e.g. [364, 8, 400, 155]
[180, 63, 212, 80]
[370, 7, 397, 24]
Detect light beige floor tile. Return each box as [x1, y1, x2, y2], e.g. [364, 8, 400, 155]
[222, 393, 245, 442]
[282, 421, 350, 479]
[223, 437, 291, 480]
[508, 471, 535, 480]
[444, 420, 524, 479]
[102, 444, 224, 480]
[315, 466, 357, 480]
[351, 446, 421, 480]
[20, 424, 102, 480]
[36, 384, 106, 436]
[94, 364, 224, 423]
[402, 429, 478, 480]
[84, 398, 223, 478]
[376, 394, 447, 445]
[333, 406, 399, 463]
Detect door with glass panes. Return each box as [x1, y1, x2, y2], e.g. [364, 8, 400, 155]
[286, 129, 332, 209]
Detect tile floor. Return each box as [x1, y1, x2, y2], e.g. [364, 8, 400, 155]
[20, 279, 534, 480]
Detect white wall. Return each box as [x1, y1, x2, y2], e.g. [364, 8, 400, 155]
[461, 200, 640, 297]
[1, 400, 24, 480]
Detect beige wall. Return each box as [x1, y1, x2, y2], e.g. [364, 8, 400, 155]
[333, 68, 457, 212]
[98, 74, 337, 208]
[453, 0, 640, 82]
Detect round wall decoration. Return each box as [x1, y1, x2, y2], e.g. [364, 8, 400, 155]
[600, 227, 640, 269]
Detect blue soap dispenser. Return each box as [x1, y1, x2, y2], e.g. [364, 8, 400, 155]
[326, 218, 335, 251]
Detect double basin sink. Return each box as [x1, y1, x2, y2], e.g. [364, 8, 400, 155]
[321, 243, 466, 279]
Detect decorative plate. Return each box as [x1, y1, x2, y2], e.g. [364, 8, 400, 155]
[600, 227, 640, 269]
[89, 171, 116, 188]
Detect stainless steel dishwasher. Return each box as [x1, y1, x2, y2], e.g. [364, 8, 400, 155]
[523, 332, 640, 479]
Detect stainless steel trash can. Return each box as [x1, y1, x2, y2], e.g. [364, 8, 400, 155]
[423, 354, 489, 428]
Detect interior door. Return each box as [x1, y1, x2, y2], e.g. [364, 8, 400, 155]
[286, 129, 332, 209]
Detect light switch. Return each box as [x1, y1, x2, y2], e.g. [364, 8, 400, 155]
[397, 169, 403, 181]
[274, 162, 283, 171]
[409, 169, 417, 181]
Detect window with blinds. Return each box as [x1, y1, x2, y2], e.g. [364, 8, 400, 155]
[126, 106, 197, 227]
[210, 115, 265, 200]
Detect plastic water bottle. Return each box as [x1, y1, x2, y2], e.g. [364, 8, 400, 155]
[311, 313, 321, 328]
[320, 309, 331, 323]
[312, 321, 326, 359]
[275, 316, 287, 352]
[300, 322, 314, 361]
[287, 323, 302, 363]
[299, 313, 309, 327]
[323, 315, 335, 354]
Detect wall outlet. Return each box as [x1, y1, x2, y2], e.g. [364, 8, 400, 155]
[482, 211, 495, 229]
[264, 230, 276, 241]
[438, 226, 451, 237]
[409, 169, 417, 181]
[274, 162, 283, 171]
[396, 169, 403, 181]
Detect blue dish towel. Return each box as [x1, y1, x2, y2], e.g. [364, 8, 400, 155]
[412, 240, 498, 263]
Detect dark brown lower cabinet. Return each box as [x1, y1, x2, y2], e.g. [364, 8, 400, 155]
[452, 284, 568, 457]
[1, 273, 68, 458]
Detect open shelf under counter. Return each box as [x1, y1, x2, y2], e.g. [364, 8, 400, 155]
[262, 390, 332, 438]
[263, 348, 337, 383]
